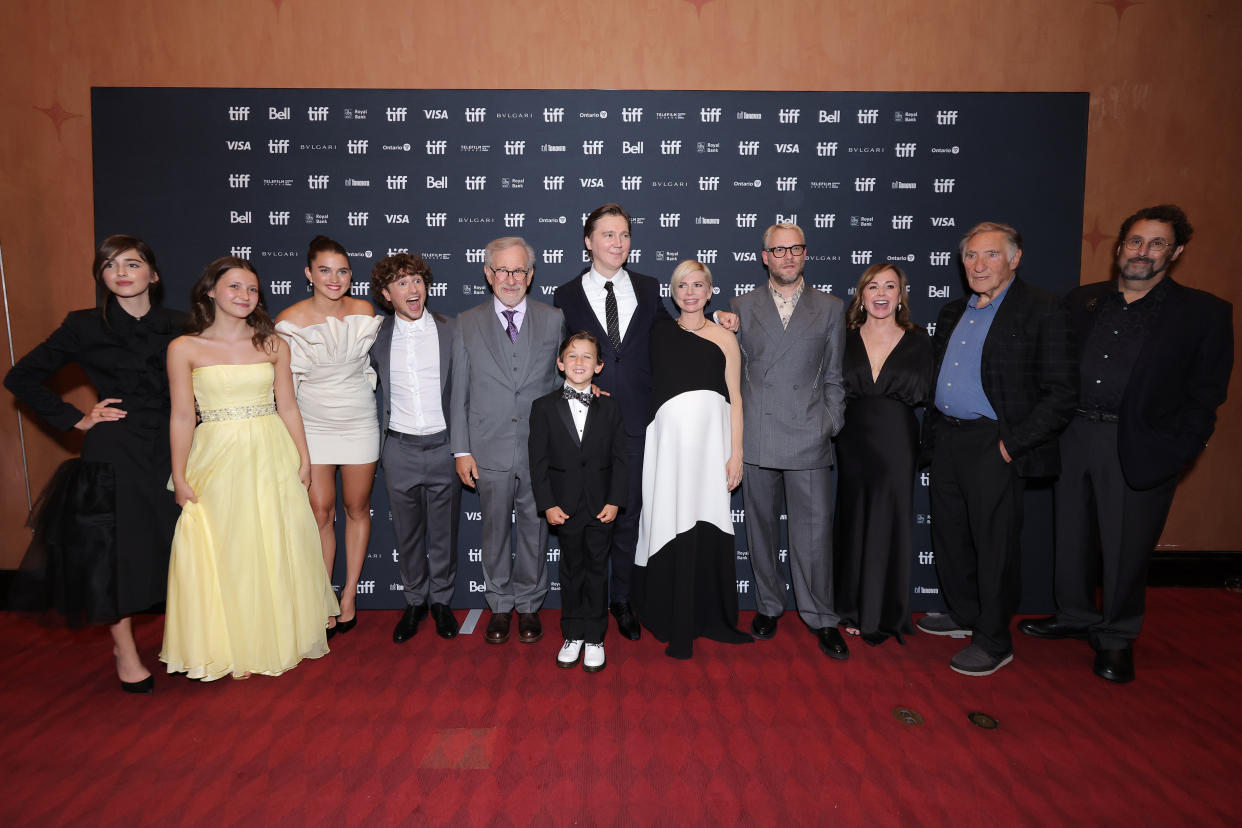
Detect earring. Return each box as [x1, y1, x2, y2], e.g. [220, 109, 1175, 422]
[306, 281, 313, 293]
[897, 303, 902, 310]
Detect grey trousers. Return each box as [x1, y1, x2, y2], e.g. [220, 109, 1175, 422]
[475, 465, 549, 614]
[383, 430, 460, 607]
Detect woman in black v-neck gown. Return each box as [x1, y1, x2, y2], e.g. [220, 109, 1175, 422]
[834, 265, 933, 646]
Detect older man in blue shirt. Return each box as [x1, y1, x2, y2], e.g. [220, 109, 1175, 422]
[919, 221, 1077, 676]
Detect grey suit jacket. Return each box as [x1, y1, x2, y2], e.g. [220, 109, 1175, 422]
[369, 311, 455, 456]
[450, 298, 565, 472]
[731, 284, 846, 470]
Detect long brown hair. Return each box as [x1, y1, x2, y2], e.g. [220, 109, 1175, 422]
[845, 264, 914, 331]
[186, 256, 278, 351]
[92, 234, 163, 320]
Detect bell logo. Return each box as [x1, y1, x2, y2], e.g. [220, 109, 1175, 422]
[854, 177, 877, 192]
[622, 141, 644, 154]
[425, 140, 447, 154]
[347, 211, 368, 227]
[776, 177, 797, 192]
[929, 251, 952, 266]
[268, 139, 290, 154]
[230, 246, 252, 258]
[814, 213, 836, 229]
[622, 107, 643, 122]
[928, 285, 950, 298]
[468, 580, 485, 593]
[775, 213, 797, 225]
[228, 174, 250, 188]
[426, 176, 448, 188]
[931, 217, 956, 227]
[621, 176, 642, 190]
[465, 175, 487, 190]
[543, 249, 564, 264]
[697, 249, 718, 264]
[818, 109, 841, 123]
[307, 106, 329, 121]
[736, 213, 758, 228]
[385, 214, 410, 224]
[226, 140, 251, 151]
[774, 143, 800, 153]
[229, 211, 252, 224]
[347, 139, 368, 154]
[268, 106, 290, 120]
[386, 107, 407, 122]
[659, 213, 681, 228]
[504, 140, 525, 155]
[660, 140, 682, 154]
[816, 141, 839, 157]
[936, 110, 959, 125]
[894, 142, 917, 158]
[544, 175, 566, 190]
[778, 108, 800, 124]
[851, 250, 873, 265]
[466, 248, 485, 263]
[425, 212, 447, 227]
[268, 211, 290, 226]
[308, 174, 329, 189]
[934, 178, 956, 193]
[891, 215, 914, 230]
[582, 140, 604, 155]
[423, 109, 448, 119]
[464, 107, 486, 122]
[504, 213, 525, 228]
[698, 176, 720, 191]
[387, 175, 408, 190]
[543, 107, 565, 122]
[857, 108, 880, 124]
[227, 106, 250, 121]
[700, 107, 722, 122]
[738, 140, 760, 155]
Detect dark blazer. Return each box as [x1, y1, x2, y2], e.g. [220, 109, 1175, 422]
[1066, 278, 1233, 490]
[554, 268, 673, 438]
[369, 311, 455, 454]
[528, 390, 629, 525]
[924, 276, 1078, 478]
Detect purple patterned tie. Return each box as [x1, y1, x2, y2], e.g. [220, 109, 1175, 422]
[502, 309, 518, 343]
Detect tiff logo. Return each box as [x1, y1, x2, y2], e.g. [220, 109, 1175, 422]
[936, 110, 959, 125]
[934, 178, 956, 193]
[269, 211, 291, 226]
[700, 107, 722, 122]
[387, 175, 408, 190]
[817, 141, 839, 157]
[465, 175, 487, 190]
[386, 106, 407, 122]
[621, 176, 642, 190]
[425, 212, 447, 227]
[697, 249, 718, 264]
[269, 280, 292, 295]
[851, 250, 873, 265]
[347, 139, 368, 154]
[426, 140, 448, 154]
[814, 213, 836, 228]
[543, 107, 564, 122]
[268, 139, 290, 154]
[737, 580, 750, 594]
[660, 140, 682, 154]
[583, 140, 604, 155]
[543, 249, 565, 264]
[895, 142, 917, 158]
[659, 213, 681, 228]
[347, 211, 369, 227]
[736, 213, 758, 228]
[738, 140, 760, 155]
[854, 177, 877, 192]
[543, 175, 565, 190]
[776, 177, 797, 192]
[230, 246, 252, 258]
[778, 108, 800, 124]
[622, 107, 643, 122]
[464, 107, 486, 122]
[699, 176, 720, 191]
[504, 140, 525, 155]
[228, 174, 250, 188]
[891, 215, 914, 230]
[228, 106, 250, 121]
[929, 251, 953, 266]
[857, 108, 880, 124]
[504, 213, 525, 228]
[356, 580, 376, 595]
[307, 106, 329, 121]
[465, 248, 485, 264]
[308, 174, 330, 189]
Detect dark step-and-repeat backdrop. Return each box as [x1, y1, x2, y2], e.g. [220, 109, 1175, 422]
[91, 88, 1088, 612]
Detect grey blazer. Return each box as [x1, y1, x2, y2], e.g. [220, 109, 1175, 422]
[369, 311, 455, 455]
[730, 285, 846, 470]
[450, 299, 565, 472]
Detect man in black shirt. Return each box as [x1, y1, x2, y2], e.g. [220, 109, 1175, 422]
[1020, 205, 1233, 683]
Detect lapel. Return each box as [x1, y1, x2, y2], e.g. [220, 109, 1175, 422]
[981, 277, 1024, 366]
[618, 274, 650, 354]
[373, 315, 394, 380]
[566, 274, 614, 356]
[781, 288, 823, 343]
[433, 313, 452, 394]
[556, 396, 583, 447]
[479, 303, 515, 386]
[749, 286, 789, 352]
[511, 301, 540, 383]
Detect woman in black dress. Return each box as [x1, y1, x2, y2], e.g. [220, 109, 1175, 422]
[834, 264, 933, 646]
[5, 235, 185, 692]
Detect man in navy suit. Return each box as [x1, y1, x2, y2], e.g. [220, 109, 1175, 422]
[1020, 205, 1233, 683]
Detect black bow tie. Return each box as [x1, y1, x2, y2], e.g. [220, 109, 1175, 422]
[562, 387, 593, 406]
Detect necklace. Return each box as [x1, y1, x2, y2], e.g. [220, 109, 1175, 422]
[677, 316, 707, 332]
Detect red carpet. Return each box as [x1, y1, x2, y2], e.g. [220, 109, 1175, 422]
[2, 588, 1241, 826]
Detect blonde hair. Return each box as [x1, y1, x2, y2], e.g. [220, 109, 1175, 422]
[669, 259, 713, 298]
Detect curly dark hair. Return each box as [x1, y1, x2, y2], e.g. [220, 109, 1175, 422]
[845, 264, 914, 331]
[186, 256, 278, 351]
[92, 234, 164, 319]
[1118, 204, 1193, 248]
[370, 253, 433, 313]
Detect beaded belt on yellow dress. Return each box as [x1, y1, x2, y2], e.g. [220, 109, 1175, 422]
[198, 403, 277, 422]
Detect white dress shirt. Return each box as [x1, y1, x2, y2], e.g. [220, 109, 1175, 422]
[564, 383, 589, 440]
[388, 313, 446, 435]
[583, 268, 637, 341]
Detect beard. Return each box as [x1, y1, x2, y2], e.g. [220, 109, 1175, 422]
[769, 265, 804, 286]
[1119, 255, 1168, 281]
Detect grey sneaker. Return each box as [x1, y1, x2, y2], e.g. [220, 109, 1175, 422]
[916, 613, 972, 637]
[950, 644, 1014, 676]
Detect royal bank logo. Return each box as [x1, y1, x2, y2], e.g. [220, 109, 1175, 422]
[465, 175, 486, 190]
[308, 174, 330, 190]
[342, 107, 366, 120]
[423, 108, 447, 120]
[386, 106, 407, 122]
[621, 176, 642, 191]
[934, 178, 956, 193]
[895, 142, 917, 158]
[699, 176, 720, 191]
[228, 106, 250, 121]
[622, 107, 643, 122]
[543, 249, 565, 264]
[697, 249, 718, 264]
[856, 108, 880, 124]
[776, 177, 798, 192]
[738, 140, 760, 156]
[544, 175, 565, 190]
[819, 109, 841, 123]
[622, 140, 644, 154]
[347, 139, 368, 154]
[426, 140, 447, 155]
[891, 215, 914, 230]
[268, 139, 290, 154]
[226, 140, 251, 151]
[543, 107, 565, 122]
[659, 213, 680, 228]
[850, 216, 874, 228]
[347, 211, 368, 227]
[851, 250, 873, 265]
[307, 106, 329, 121]
[583, 140, 604, 155]
[774, 142, 800, 154]
[700, 107, 722, 122]
[227, 174, 250, 188]
[778, 108, 800, 124]
[661, 140, 682, 155]
[464, 107, 486, 122]
[937, 110, 959, 125]
[816, 141, 838, 157]
[231, 246, 252, 258]
[425, 212, 447, 227]
[387, 175, 408, 190]
[504, 140, 526, 155]
[500, 177, 525, 189]
[385, 213, 410, 224]
[854, 177, 877, 192]
[814, 213, 836, 228]
[929, 251, 952, 266]
[736, 213, 758, 228]
[504, 213, 525, 228]
[269, 211, 291, 226]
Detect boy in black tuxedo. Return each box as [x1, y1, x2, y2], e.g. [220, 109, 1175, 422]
[528, 332, 628, 672]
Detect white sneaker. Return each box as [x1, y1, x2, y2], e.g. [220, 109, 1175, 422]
[583, 642, 606, 673]
[557, 639, 584, 668]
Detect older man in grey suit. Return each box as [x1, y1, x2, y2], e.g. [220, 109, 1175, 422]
[452, 237, 565, 646]
[730, 222, 849, 659]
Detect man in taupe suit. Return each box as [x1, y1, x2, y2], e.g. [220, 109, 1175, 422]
[452, 237, 565, 646]
[730, 222, 849, 659]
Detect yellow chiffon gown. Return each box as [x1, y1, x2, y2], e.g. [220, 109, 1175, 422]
[160, 362, 339, 681]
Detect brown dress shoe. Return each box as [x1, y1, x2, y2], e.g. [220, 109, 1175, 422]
[485, 611, 512, 644]
[517, 612, 543, 643]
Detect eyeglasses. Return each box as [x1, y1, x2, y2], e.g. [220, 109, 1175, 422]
[1122, 237, 1173, 253]
[490, 267, 531, 279]
[764, 244, 807, 258]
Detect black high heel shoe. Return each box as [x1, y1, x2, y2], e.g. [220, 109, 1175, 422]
[327, 615, 357, 640]
[121, 675, 154, 694]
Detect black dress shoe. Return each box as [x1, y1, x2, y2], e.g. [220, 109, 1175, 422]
[485, 611, 512, 644]
[816, 627, 850, 660]
[1019, 616, 1088, 640]
[610, 602, 641, 641]
[121, 675, 154, 694]
[751, 613, 778, 640]
[430, 603, 459, 639]
[1093, 645, 1135, 683]
[518, 612, 543, 644]
[393, 604, 429, 643]
[328, 614, 357, 641]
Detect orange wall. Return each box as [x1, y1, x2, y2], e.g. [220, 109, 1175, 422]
[1, 0, 1238, 564]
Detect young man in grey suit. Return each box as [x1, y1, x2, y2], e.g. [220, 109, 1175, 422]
[730, 222, 850, 660]
[452, 237, 565, 645]
[370, 253, 461, 643]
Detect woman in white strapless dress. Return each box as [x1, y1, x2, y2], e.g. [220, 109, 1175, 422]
[275, 236, 381, 637]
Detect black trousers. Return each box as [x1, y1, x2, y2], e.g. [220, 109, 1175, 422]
[607, 434, 644, 605]
[1053, 416, 1177, 649]
[559, 516, 613, 644]
[929, 417, 1024, 657]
